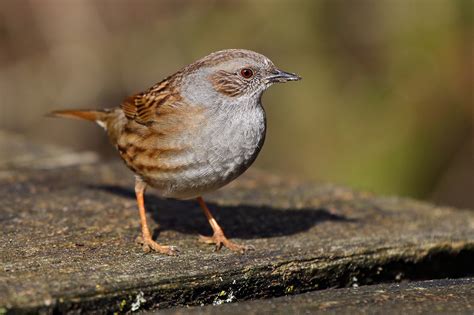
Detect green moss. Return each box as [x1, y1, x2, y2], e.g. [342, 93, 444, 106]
[119, 299, 127, 312]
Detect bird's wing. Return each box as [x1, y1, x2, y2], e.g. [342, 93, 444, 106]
[121, 77, 182, 126]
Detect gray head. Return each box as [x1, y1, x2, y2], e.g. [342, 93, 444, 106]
[178, 49, 301, 107]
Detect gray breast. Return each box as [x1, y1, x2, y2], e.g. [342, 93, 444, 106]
[152, 99, 266, 199]
[202, 100, 266, 183]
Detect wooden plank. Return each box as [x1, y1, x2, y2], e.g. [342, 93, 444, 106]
[1, 135, 473, 313]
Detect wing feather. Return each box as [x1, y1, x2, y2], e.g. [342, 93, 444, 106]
[121, 77, 181, 126]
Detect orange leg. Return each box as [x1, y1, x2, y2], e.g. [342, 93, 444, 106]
[197, 196, 254, 253]
[134, 178, 178, 255]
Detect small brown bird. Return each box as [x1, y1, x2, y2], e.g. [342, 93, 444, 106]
[50, 49, 300, 255]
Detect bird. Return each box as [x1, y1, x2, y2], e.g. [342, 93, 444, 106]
[50, 49, 301, 255]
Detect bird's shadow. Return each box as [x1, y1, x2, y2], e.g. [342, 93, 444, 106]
[91, 184, 354, 239]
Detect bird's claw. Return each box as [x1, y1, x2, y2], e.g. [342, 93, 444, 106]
[199, 233, 254, 254]
[135, 235, 179, 256]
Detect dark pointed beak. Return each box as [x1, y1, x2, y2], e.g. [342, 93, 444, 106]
[267, 69, 302, 83]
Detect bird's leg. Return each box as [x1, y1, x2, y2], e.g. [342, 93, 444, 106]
[134, 178, 178, 255]
[197, 196, 254, 253]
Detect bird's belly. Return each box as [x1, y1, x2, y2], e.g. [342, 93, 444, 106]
[143, 110, 266, 199]
[144, 137, 262, 199]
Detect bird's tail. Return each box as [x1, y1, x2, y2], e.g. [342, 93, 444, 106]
[48, 109, 114, 129]
[48, 109, 110, 122]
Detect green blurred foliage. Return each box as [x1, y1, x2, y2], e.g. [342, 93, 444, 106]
[0, 0, 472, 204]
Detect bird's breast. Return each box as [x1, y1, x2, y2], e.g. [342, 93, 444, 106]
[124, 102, 266, 199]
[197, 104, 266, 182]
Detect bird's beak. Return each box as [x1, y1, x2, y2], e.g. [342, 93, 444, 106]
[267, 69, 302, 83]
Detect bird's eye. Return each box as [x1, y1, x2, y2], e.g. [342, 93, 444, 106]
[240, 68, 254, 79]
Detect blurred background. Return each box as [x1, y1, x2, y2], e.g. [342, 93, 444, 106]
[0, 0, 472, 208]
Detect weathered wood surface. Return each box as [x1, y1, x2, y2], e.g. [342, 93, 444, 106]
[160, 278, 474, 314]
[1, 131, 473, 313]
[0, 130, 98, 171]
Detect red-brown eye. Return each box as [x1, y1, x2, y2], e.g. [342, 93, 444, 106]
[240, 68, 254, 79]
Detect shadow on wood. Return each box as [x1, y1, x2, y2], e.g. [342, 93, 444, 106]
[91, 184, 355, 240]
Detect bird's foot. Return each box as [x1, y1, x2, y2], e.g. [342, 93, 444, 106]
[199, 232, 254, 253]
[135, 235, 179, 256]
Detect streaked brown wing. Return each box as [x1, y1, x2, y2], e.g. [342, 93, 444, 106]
[121, 77, 180, 126]
[121, 93, 167, 125]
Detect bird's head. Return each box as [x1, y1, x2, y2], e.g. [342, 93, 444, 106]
[179, 49, 301, 106]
